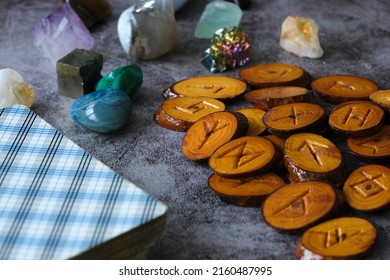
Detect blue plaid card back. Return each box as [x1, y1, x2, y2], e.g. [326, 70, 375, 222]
[0, 105, 167, 260]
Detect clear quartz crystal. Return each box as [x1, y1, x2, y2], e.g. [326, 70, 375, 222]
[280, 16, 324, 58]
[118, 0, 178, 60]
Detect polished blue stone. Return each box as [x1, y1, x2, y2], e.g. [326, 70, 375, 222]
[70, 88, 132, 133]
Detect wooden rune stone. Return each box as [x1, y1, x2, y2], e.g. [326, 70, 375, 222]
[182, 111, 248, 161]
[163, 75, 247, 101]
[208, 136, 280, 178]
[239, 63, 311, 89]
[370, 90, 390, 115]
[153, 96, 225, 132]
[284, 133, 344, 185]
[347, 125, 390, 160]
[264, 134, 286, 152]
[262, 181, 339, 232]
[311, 74, 379, 104]
[235, 107, 267, 136]
[263, 103, 327, 138]
[296, 217, 377, 259]
[208, 172, 285, 207]
[343, 164, 390, 211]
[244, 86, 315, 110]
[329, 101, 385, 138]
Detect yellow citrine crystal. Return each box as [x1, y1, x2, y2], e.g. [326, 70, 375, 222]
[0, 68, 35, 109]
[14, 82, 35, 108]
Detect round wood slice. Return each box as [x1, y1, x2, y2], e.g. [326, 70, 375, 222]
[264, 134, 286, 152]
[182, 111, 248, 161]
[239, 63, 311, 89]
[328, 101, 385, 138]
[296, 217, 377, 259]
[284, 133, 344, 185]
[370, 90, 390, 114]
[163, 75, 247, 101]
[347, 125, 390, 160]
[244, 86, 315, 110]
[311, 74, 379, 104]
[264, 134, 286, 168]
[208, 172, 285, 207]
[343, 164, 390, 211]
[263, 103, 327, 138]
[262, 181, 338, 231]
[153, 96, 225, 132]
[208, 136, 280, 178]
[235, 107, 267, 136]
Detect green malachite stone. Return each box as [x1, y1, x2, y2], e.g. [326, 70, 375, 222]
[56, 48, 103, 99]
[95, 64, 143, 97]
[64, 0, 112, 28]
[194, 1, 242, 39]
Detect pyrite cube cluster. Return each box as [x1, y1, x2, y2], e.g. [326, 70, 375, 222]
[56, 48, 103, 98]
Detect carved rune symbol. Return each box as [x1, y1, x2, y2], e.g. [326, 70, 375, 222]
[187, 84, 225, 94]
[272, 106, 302, 126]
[342, 107, 374, 127]
[272, 190, 310, 216]
[175, 101, 220, 115]
[256, 68, 292, 78]
[323, 228, 360, 248]
[296, 140, 329, 166]
[350, 171, 387, 198]
[198, 119, 230, 149]
[355, 136, 386, 155]
[216, 141, 265, 169]
[327, 81, 356, 91]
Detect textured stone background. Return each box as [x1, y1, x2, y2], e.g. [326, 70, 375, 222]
[0, 0, 389, 259]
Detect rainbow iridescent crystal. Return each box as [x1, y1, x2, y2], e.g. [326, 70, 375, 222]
[201, 27, 251, 72]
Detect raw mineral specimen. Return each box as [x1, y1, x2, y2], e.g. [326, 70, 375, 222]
[96, 65, 143, 98]
[117, 0, 178, 60]
[280, 16, 324, 58]
[174, 0, 189, 11]
[0, 68, 35, 109]
[70, 88, 132, 133]
[201, 27, 251, 72]
[64, 0, 112, 28]
[195, 1, 242, 39]
[224, 0, 252, 10]
[57, 48, 103, 98]
[33, 3, 94, 65]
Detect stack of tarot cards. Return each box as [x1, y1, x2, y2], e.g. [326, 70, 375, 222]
[0, 105, 167, 259]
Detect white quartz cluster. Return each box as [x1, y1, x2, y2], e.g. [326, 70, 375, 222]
[0, 68, 35, 109]
[280, 16, 324, 59]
